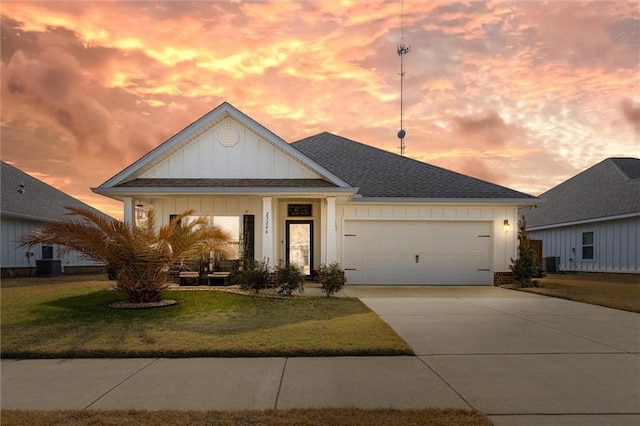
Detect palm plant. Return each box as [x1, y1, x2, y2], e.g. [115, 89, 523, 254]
[19, 207, 233, 303]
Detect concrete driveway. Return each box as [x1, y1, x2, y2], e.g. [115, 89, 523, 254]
[344, 286, 640, 425]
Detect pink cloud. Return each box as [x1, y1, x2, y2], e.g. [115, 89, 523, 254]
[0, 1, 638, 216]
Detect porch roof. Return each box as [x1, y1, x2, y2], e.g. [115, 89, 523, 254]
[95, 177, 358, 199]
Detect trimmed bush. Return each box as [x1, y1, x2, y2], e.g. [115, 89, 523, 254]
[273, 262, 305, 296]
[235, 259, 272, 293]
[317, 262, 346, 297]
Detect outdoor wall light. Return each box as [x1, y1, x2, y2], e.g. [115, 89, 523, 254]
[503, 219, 510, 232]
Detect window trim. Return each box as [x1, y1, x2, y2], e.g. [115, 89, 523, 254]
[581, 230, 595, 262]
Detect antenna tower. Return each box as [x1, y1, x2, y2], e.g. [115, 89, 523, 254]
[397, 0, 410, 155]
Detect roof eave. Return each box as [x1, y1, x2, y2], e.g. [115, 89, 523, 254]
[528, 211, 640, 231]
[349, 196, 539, 206]
[93, 186, 359, 198]
[0, 211, 53, 223]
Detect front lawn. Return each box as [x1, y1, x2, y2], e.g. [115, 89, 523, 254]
[1, 278, 413, 358]
[2, 408, 493, 426]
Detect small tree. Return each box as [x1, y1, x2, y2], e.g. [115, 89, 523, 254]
[19, 207, 233, 303]
[273, 262, 305, 296]
[509, 216, 540, 287]
[317, 262, 346, 297]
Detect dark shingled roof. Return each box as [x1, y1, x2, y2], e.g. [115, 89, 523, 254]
[1, 161, 110, 222]
[523, 158, 640, 228]
[291, 132, 535, 200]
[116, 178, 339, 188]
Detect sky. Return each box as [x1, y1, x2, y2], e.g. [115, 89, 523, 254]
[1, 0, 638, 219]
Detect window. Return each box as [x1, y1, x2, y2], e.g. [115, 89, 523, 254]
[184, 215, 241, 259]
[581, 231, 594, 260]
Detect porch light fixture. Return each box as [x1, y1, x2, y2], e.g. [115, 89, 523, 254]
[503, 219, 510, 232]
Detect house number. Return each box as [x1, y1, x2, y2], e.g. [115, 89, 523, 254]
[265, 212, 269, 234]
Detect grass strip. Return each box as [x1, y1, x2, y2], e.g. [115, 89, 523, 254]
[514, 274, 639, 313]
[2, 408, 493, 426]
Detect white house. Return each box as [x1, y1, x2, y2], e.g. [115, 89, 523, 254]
[522, 158, 640, 274]
[1, 161, 107, 276]
[94, 102, 537, 286]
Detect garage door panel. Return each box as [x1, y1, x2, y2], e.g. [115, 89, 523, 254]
[344, 220, 492, 285]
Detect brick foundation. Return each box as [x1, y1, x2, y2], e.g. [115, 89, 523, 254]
[493, 271, 514, 286]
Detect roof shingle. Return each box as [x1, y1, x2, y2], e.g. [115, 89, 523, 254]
[522, 158, 640, 228]
[291, 132, 535, 200]
[1, 161, 110, 222]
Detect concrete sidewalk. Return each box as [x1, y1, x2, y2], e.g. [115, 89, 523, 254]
[2, 287, 639, 425]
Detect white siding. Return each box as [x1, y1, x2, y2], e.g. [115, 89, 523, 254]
[529, 217, 640, 273]
[142, 197, 523, 281]
[1, 217, 102, 268]
[140, 117, 320, 180]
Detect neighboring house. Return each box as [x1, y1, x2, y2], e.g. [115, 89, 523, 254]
[93, 102, 537, 286]
[522, 158, 640, 274]
[1, 161, 107, 276]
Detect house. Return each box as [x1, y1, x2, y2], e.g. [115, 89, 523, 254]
[522, 158, 640, 274]
[1, 161, 107, 277]
[93, 102, 537, 286]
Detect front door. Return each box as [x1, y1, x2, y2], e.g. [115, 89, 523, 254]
[286, 220, 313, 276]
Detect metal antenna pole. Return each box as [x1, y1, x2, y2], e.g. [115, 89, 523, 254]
[397, 0, 410, 155]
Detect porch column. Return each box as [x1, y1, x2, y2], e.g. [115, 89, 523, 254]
[123, 197, 135, 226]
[325, 197, 337, 264]
[262, 197, 274, 265]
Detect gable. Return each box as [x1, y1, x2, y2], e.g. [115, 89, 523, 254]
[140, 115, 321, 180]
[97, 103, 350, 191]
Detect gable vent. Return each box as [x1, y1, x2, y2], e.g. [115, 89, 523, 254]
[219, 126, 239, 147]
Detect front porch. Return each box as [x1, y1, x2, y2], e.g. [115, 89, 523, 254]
[125, 194, 347, 278]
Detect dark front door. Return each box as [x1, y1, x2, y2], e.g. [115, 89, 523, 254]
[286, 220, 313, 276]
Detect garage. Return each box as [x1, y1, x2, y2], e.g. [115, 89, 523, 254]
[343, 220, 493, 285]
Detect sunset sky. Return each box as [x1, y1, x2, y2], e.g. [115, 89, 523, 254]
[1, 1, 638, 219]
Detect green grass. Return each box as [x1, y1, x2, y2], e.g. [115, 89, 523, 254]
[1, 408, 493, 426]
[1, 279, 413, 358]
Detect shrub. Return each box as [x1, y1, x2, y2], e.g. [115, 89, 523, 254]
[235, 259, 272, 293]
[273, 262, 305, 296]
[317, 262, 346, 297]
[510, 216, 541, 288]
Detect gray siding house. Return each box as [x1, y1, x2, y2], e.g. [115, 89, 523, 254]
[1, 161, 107, 276]
[522, 158, 640, 274]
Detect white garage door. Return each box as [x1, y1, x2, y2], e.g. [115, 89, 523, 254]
[343, 220, 492, 285]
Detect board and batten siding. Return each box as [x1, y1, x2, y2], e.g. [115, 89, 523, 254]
[140, 117, 320, 179]
[1, 217, 102, 268]
[335, 204, 518, 273]
[529, 216, 640, 273]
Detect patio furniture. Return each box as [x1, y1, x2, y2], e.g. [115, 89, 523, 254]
[205, 271, 231, 286]
[178, 271, 199, 286]
[205, 259, 238, 286]
[178, 260, 201, 286]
